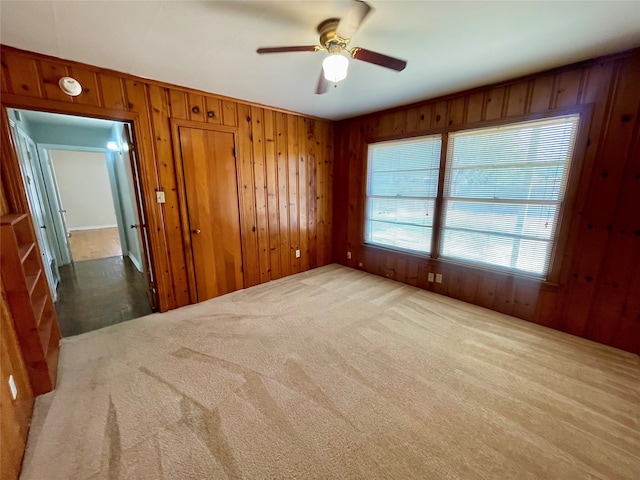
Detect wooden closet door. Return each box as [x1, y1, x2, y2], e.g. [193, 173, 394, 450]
[178, 126, 243, 302]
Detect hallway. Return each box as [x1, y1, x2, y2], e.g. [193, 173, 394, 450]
[55, 256, 153, 337]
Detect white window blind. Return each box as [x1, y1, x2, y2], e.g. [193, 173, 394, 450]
[441, 115, 579, 277]
[365, 135, 442, 254]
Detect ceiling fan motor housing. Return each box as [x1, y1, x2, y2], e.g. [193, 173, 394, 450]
[317, 18, 349, 51]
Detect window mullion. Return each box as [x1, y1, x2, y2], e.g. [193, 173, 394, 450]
[430, 132, 449, 259]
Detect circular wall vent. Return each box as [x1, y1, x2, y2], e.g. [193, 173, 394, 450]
[58, 77, 82, 97]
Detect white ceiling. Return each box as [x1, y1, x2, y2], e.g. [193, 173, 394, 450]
[1, 1, 639, 121]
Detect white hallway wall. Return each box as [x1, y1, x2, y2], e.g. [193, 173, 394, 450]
[49, 150, 118, 230]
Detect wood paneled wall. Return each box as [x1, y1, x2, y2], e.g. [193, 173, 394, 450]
[333, 49, 640, 354]
[0, 45, 333, 310]
[1, 284, 34, 480]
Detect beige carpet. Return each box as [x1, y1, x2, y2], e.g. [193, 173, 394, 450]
[21, 265, 640, 479]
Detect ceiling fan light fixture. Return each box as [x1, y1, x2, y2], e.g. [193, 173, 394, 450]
[322, 54, 349, 83]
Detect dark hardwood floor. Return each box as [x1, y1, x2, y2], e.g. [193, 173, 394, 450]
[55, 256, 153, 337]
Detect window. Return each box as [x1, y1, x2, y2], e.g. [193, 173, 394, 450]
[365, 135, 442, 254]
[364, 114, 580, 279]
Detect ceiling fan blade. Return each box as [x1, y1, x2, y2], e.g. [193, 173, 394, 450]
[351, 47, 407, 71]
[316, 70, 329, 95]
[336, 1, 373, 39]
[257, 46, 319, 54]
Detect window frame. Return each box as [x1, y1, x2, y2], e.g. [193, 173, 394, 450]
[363, 134, 443, 256]
[361, 105, 593, 284]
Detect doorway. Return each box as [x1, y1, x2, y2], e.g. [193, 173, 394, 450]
[7, 108, 156, 336]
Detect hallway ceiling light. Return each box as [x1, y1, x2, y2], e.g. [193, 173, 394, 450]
[58, 76, 82, 97]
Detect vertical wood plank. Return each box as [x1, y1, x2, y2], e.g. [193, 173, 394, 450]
[461, 273, 479, 303]
[287, 114, 300, 273]
[297, 116, 310, 272]
[237, 103, 260, 287]
[187, 93, 205, 123]
[69, 67, 101, 106]
[99, 74, 126, 110]
[275, 112, 291, 277]
[251, 106, 270, 283]
[581, 62, 615, 105]
[346, 122, 364, 268]
[40, 61, 71, 102]
[263, 109, 281, 280]
[306, 119, 318, 269]
[417, 104, 433, 131]
[529, 74, 555, 113]
[505, 81, 529, 117]
[4, 53, 42, 98]
[466, 92, 485, 123]
[392, 110, 406, 135]
[169, 89, 188, 119]
[476, 277, 497, 309]
[512, 285, 539, 321]
[485, 87, 506, 120]
[405, 107, 419, 134]
[149, 84, 190, 307]
[204, 96, 222, 124]
[332, 123, 349, 263]
[448, 97, 466, 127]
[553, 68, 584, 108]
[433, 101, 448, 129]
[222, 100, 238, 127]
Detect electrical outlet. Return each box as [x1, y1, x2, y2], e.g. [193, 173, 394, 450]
[358, 262, 363, 267]
[435, 273, 443, 284]
[8, 375, 17, 400]
[428, 272, 434, 282]
[295, 249, 301, 258]
[347, 251, 352, 260]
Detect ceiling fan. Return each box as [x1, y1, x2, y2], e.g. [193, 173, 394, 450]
[256, 0, 407, 94]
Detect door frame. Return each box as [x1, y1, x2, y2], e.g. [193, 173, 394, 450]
[1, 101, 159, 310]
[170, 119, 243, 303]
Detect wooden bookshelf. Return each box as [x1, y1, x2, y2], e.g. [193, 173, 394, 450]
[1, 213, 60, 395]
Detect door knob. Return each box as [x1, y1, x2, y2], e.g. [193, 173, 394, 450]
[192, 228, 201, 234]
[40, 225, 46, 229]
[130, 224, 139, 229]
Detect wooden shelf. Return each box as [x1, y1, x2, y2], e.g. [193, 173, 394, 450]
[18, 242, 35, 263]
[25, 270, 42, 296]
[1, 213, 60, 395]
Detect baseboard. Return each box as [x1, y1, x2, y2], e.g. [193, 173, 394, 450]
[68, 225, 118, 231]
